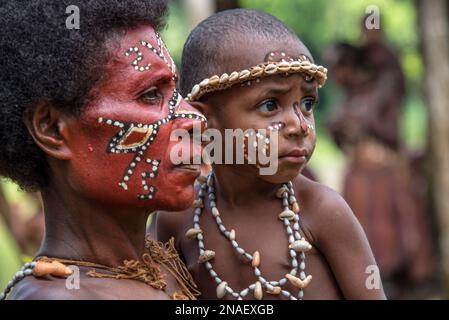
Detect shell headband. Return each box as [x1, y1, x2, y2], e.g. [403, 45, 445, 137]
[185, 51, 328, 102]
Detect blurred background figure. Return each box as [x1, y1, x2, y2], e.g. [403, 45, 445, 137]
[324, 20, 438, 298]
[0, 187, 44, 257]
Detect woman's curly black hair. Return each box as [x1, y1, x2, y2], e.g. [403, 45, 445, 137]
[0, 0, 168, 191]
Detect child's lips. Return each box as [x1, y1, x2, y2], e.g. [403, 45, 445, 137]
[279, 149, 308, 163]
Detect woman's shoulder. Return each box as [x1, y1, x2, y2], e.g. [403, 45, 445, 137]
[7, 275, 84, 300]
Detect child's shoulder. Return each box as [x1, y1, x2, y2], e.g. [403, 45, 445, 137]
[293, 174, 360, 244]
[294, 174, 350, 213]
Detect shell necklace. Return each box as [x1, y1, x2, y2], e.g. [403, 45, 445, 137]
[185, 172, 313, 300]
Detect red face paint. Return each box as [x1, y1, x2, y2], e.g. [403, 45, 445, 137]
[65, 26, 206, 211]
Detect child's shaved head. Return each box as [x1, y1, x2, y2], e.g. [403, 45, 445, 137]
[179, 9, 313, 97]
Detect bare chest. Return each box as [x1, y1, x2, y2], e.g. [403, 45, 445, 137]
[180, 206, 343, 300]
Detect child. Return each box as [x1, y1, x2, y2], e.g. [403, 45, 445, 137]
[155, 9, 385, 300]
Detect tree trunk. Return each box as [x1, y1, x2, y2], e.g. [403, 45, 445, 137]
[417, 0, 449, 296]
[182, 0, 240, 29]
[215, 0, 240, 12]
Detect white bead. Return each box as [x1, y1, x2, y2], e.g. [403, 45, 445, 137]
[281, 290, 291, 297]
[216, 281, 227, 299]
[240, 288, 249, 297]
[292, 259, 298, 268]
[23, 269, 33, 276]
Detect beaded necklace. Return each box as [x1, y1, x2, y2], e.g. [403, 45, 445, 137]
[186, 172, 313, 300]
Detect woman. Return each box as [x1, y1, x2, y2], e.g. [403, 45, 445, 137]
[0, 0, 205, 299]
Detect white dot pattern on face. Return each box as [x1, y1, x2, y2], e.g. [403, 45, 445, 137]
[97, 89, 207, 201]
[96, 33, 207, 201]
[124, 32, 177, 78]
[97, 33, 208, 200]
[241, 123, 285, 166]
[125, 46, 151, 72]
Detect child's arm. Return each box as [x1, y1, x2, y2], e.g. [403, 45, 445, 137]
[311, 186, 386, 299]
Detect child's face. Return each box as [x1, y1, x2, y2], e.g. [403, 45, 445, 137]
[208, 71, 318, 183]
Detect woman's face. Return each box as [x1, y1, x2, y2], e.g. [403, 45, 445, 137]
[64, 25, 206, 211]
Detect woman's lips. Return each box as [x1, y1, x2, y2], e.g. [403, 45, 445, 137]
[174, 163, 201, 175]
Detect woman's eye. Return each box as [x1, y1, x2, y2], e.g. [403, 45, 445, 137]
[258, 99, 279, 113]
[139, 87, 162, 105]
[300, 98, 317, 113]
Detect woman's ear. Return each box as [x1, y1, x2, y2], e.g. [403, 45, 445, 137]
[24, 101, 73, 160]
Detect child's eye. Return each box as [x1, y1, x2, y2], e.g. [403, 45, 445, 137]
[300, 98, 317, 113]
[139, 87, 162, 105]
[258, 99, 279, 113]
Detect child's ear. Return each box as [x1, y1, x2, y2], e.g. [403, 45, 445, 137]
[24, 101, 73, 160]
[189, 101, 218, 129]
[189, 101, 210, 117]
[189, 101, 217, 128]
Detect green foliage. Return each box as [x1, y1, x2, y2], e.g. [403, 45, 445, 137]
[161, 2, 190, 66]
[0, 216, 21, 291]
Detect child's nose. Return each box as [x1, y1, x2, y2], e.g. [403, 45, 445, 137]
[283, 104, 309, 137]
